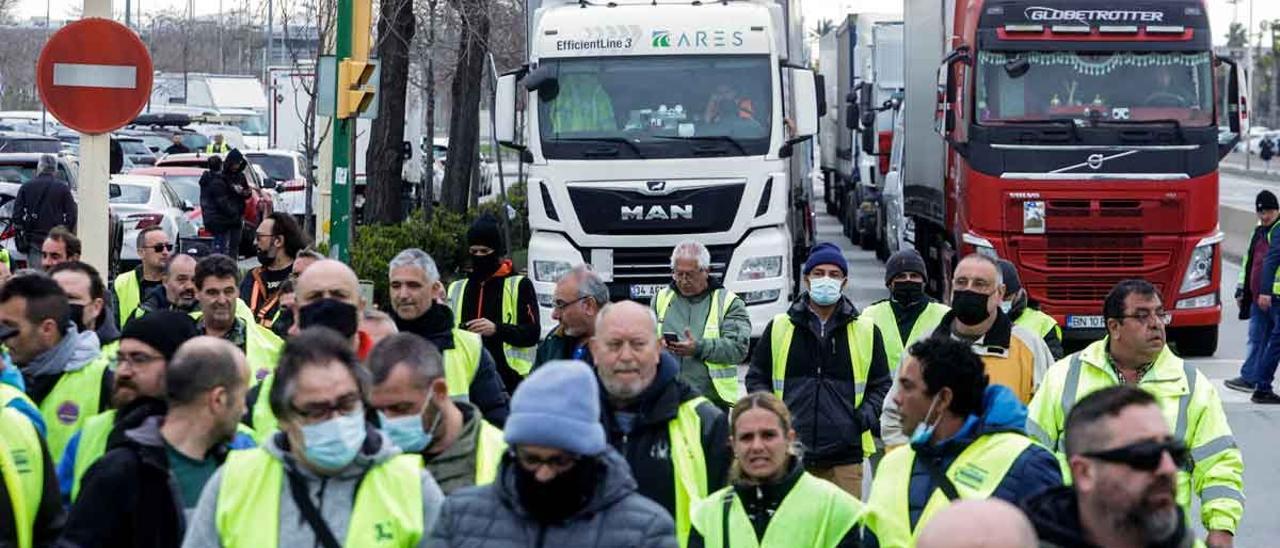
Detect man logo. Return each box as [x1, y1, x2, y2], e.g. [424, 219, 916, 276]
[652, 30, 671, 48]
[621, 205, 693, 221]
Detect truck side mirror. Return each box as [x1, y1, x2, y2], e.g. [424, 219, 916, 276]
[496, 73, 521, 149]
[1217, 55, 1244, 160]
[934, 48, 971, 140]
[524, 65, 559, 101]
[789, 67, 820, 139]
[814, 74, 828, 117]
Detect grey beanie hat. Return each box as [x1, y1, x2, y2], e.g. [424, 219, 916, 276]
[504, 360, 606, 456]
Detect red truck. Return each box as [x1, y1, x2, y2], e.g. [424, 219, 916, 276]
[898, 0, 1244, 355]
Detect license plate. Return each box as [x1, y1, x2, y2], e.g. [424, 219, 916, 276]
[629, 284, 665, 300]
[1066, 315, 1104, 329]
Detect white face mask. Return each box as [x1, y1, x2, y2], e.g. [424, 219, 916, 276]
[1000, 301, 1013, 314]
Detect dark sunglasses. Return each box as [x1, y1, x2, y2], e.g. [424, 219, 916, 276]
[1083, 439, 1189, 471]
[149, 243, 174, 253]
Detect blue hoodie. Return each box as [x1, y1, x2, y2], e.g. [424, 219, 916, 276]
[865, 385, 1063, 548]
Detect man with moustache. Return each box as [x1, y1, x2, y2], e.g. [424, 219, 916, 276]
[1024, 386, 1198, 548]
[135, 253, 201, 318]
[534, 265, 608, 368]
[1028, 280, 1243, 547]
[57, 310, 206, 502]
[592, 300, 731, 543]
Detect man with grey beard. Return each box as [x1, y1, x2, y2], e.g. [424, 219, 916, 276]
[591, 300, 731, 542]
[1022, 385, 1198, 548]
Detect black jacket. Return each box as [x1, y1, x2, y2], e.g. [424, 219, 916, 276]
[600, 353, 732, 519]
[687, 458, 860, 548]
[533, 326, 592, 369]
[452, 261, 541, 392]
[198, 151, 248, 232]
[59, 415, 235, 548]
[392, 304, 511, 427]
[163, 143, 190, 155]
[746, 295, 891, 466]
[12, 173, 76, 254]
[1022, 486, 1196, 548]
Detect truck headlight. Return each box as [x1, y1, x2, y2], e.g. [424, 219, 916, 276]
[740, 289, 782, 305]
[537, 292, 556, 308]
[533, 260, 573, 283]
[1179, 243, 1215, 293]
[1175, 294, 1217, 309]
[738, 256, 783, 281]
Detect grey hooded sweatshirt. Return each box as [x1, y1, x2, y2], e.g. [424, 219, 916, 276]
[181, 425, 444, 548]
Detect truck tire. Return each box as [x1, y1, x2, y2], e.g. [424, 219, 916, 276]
[1171, 326, 1218, 357]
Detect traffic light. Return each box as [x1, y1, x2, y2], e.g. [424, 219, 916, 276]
[337, 59, 375, 119]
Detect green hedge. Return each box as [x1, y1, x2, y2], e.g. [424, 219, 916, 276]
[352, 182, 528, 309]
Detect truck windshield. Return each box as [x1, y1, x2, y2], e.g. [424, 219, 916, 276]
[976, 51, 1214, 127]
[233, 115, 268, 136]
[537, 55, 772, 159]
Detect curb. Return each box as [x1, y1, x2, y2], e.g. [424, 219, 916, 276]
[1222, 163, 1280, 183]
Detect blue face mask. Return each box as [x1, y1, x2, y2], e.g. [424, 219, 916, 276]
[300, 408, 366, 471]
[999, 301, 1012, 315]
[808, 276, 844, 306]
[380, 404, 443, 454]
[909, 394, 943, 447]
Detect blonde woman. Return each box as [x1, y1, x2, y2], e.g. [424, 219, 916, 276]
[688, 392, 865, 547]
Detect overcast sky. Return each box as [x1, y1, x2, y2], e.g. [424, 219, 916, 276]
[12, 0, 1280, 45]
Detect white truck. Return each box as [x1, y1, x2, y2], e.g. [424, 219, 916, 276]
[495, 0, 823, 336]
[149, 73, 270, 149]
[817, 14, 903, 258]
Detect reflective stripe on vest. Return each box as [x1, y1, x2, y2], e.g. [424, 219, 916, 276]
[769, 314, 877, 455]
[860, 301, 949, 371]
[447, 277, 536, 377]
[1014, 308, 1062, 341]
[1053, 346, 1204, 508]
[655, 288, 741, 404]
[214, 448, 424, 548]
[864, 432, 1032, 546]
[690, 472, 864, 548]
[0, 385, 42, 548]
[70, 409, 116, 501]
[114, 270, 141, 328]
[39, 356, 109, 459]
[473, 421, 507, 486]
[444, 330, 482, 399]
[670, 396, 711, 547]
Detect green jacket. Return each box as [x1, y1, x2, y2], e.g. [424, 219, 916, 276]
[650, 283, 750, 408]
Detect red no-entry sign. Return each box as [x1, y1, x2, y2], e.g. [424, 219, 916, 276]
[36, 18, 153, 135]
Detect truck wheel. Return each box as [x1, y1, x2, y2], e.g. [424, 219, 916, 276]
[1171, 326, 1218, 357]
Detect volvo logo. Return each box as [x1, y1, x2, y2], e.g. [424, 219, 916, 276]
[621, 205, 693, 221]
[1087, 154, 1105, 170]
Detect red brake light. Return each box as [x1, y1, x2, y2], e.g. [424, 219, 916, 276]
[0, 225, 14, 241]
[129, 213, 163, 229]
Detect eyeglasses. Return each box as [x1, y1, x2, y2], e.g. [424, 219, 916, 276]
[1083, 439, 1189, 471]
[290, 394, 362, 422]
[512, 448, 579, 471]
[552, 296, 588, 311]
[115, 352, 163, 368]
[1114, 310, 1172, 326]
[672, 270, 704, 281]
[149, 243, 174, 253]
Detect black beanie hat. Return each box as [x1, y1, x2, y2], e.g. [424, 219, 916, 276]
[996, 259, 1023, 295]
[467, 214, 505, 256]
[120, 310, 201, 361]
[884, 249, 928, 286]
[1257, 190, 1279, 213]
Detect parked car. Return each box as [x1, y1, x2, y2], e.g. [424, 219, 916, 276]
[128, 166, 206, 236]
[109, 174, 197, 265]
[0, 153, 123, 275]
[114, 135, 157, 167]
[155, 152, 277, 256]
[0, 132, 62, 154]
[244, 150, 314, 221]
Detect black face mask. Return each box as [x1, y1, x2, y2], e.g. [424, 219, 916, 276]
[514, 455, 600, 523]
[891, 281, 925, 306]
[298, 299, 359, 338]
[469, 253, 501, 279]
[951, 290, 992, 326]
[67, 304, 87, 332]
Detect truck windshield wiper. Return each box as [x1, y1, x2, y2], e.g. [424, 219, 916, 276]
[988, 118, 1080, 139]
[651, 135, 748, 156]
[553, 137, 645, 159]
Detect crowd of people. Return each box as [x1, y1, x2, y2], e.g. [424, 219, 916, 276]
[0, 206, 1247, 548]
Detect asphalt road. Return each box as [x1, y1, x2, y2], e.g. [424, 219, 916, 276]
[809, 180, 1272, 543]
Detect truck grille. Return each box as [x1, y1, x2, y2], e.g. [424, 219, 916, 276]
[568, 184, 744, 236]
[604, 245, 734, 302]
[1022, 250, 1170, 269]
[1040, 278, 1165, 304]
